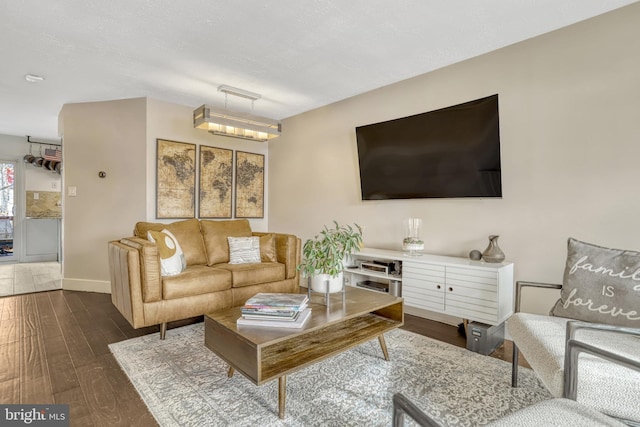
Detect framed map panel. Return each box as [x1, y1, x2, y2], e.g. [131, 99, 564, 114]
[234, 151, 264, 218]
[199, 145, 233, 218]
[156, 139, 196, 218]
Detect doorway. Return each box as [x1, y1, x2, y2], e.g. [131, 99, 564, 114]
[0, 161, 14, 260]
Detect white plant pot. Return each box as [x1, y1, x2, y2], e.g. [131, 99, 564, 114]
[310, 272, 344, 293]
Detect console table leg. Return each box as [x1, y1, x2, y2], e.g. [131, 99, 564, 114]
[378, 334, 390, 361]
[278, 376, 286, 419]
[227, 366, 234, 378]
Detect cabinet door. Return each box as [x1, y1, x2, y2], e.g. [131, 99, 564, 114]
[402, 262, 445, 312]
[445, 266, 498, 324]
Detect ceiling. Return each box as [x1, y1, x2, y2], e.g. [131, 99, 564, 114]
[1, 0, 638, 141]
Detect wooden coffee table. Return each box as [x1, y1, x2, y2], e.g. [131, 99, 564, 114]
[204, 286, 404, 419]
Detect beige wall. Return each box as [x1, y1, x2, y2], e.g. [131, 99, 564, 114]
[269, 4, 640, 314]
[59, 97, 270, 292]
[60, 98, 147, 291]
[145, 99, 269, 231]
[58, 3, 640, 306]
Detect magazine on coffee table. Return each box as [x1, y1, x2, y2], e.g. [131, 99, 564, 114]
[237, 308, 312, 328]
[243, 293, 309, 311]
[242, 310, 301, 322]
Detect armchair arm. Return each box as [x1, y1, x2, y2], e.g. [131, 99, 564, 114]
[514, 281, 562, 312]
[566, 321, 640, 340]
[563, 321, 640, 401]
[392, 393, 442, 427]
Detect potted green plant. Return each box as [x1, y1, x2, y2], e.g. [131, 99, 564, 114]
[298, 221, 363, 293]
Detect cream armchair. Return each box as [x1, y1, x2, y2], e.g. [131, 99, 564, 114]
[506, 238, 640, 423]
[392, 330, 640, 426]
[508, 281, 640, 425]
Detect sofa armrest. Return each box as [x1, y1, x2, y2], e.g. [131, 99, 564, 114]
[564, 322, 640, 401]
[253, 232, 301, 280]
[108, 240, 151, 330]
[515, 281, 562, 312]
[118, 236, 163, 303]
[277, 234, 301, 280]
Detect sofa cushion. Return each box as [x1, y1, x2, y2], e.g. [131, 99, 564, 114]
[260, 233, 277, 262]
[134, 219, 208, 266]
[162, 265, 232, 300]
[201, 219, 252, 265]
[216, 262, 286, 288]
[550, 238, 640, 328]
[507, 312, 640, 421]
[147, 230, 186, 276]
[228, 236, 261, 264]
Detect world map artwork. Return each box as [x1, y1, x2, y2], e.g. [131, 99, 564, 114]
[199, 146, 233, 218]
[235, 151, 264, 218]
[156, 139, 196, 218]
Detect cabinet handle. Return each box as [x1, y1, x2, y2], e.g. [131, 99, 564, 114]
[448, 287, 453, 292]
[436, 285, 441, 289]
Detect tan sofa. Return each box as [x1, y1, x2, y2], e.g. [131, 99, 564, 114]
[108, 218, 301, 339]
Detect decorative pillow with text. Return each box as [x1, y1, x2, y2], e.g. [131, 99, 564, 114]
[228, 236, 261, 264]
[550, 238, 640, 327]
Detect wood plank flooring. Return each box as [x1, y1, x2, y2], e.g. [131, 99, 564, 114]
[0, 290, 526, 426]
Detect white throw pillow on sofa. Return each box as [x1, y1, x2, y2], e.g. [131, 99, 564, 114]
[147, 229, 186, 276]
[228, 236, 261, 264]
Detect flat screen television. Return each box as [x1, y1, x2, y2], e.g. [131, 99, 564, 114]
[355, 94, 502, 200]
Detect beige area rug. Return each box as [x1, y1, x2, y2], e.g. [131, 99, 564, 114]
[109, 323, 551, 426]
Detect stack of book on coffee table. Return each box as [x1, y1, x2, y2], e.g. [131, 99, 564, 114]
[237, 293, 312, 328]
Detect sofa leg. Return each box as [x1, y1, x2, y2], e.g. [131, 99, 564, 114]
[512, 343, 519, 387]
[160, 322, 167, 340]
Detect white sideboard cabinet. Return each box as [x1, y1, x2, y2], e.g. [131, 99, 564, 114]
[344, 248, 514, 326]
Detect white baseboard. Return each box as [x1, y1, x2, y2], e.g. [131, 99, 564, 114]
[63, 278, 111, 294]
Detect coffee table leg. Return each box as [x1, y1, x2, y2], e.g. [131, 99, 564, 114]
[378, 334, 390, 361]
[228, 366, 234, 378]
[278, 376, 286, 419]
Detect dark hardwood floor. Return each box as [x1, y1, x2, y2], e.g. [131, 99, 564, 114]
[0, 290, 526, 426]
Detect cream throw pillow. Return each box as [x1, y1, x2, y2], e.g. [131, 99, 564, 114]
[147, 229, 186, 276]
[228, 236, 261, 264]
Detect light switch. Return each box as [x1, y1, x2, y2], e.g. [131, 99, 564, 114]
[33, 192, 39, 200]
[68, 186, 77, 197]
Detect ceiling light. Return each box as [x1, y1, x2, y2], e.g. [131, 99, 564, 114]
[217, 85, 261, 101]
[24, 74, 45, 83]
[194, 85, 281, 142]
[194, 105, 281, 142]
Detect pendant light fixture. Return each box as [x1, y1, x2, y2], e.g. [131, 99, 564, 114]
[194, 85, 281, 142]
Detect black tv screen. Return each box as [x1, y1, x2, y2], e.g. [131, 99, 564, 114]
[356, 94, 502, 200]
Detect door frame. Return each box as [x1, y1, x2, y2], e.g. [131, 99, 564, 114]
[0, 158, 22, 263]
